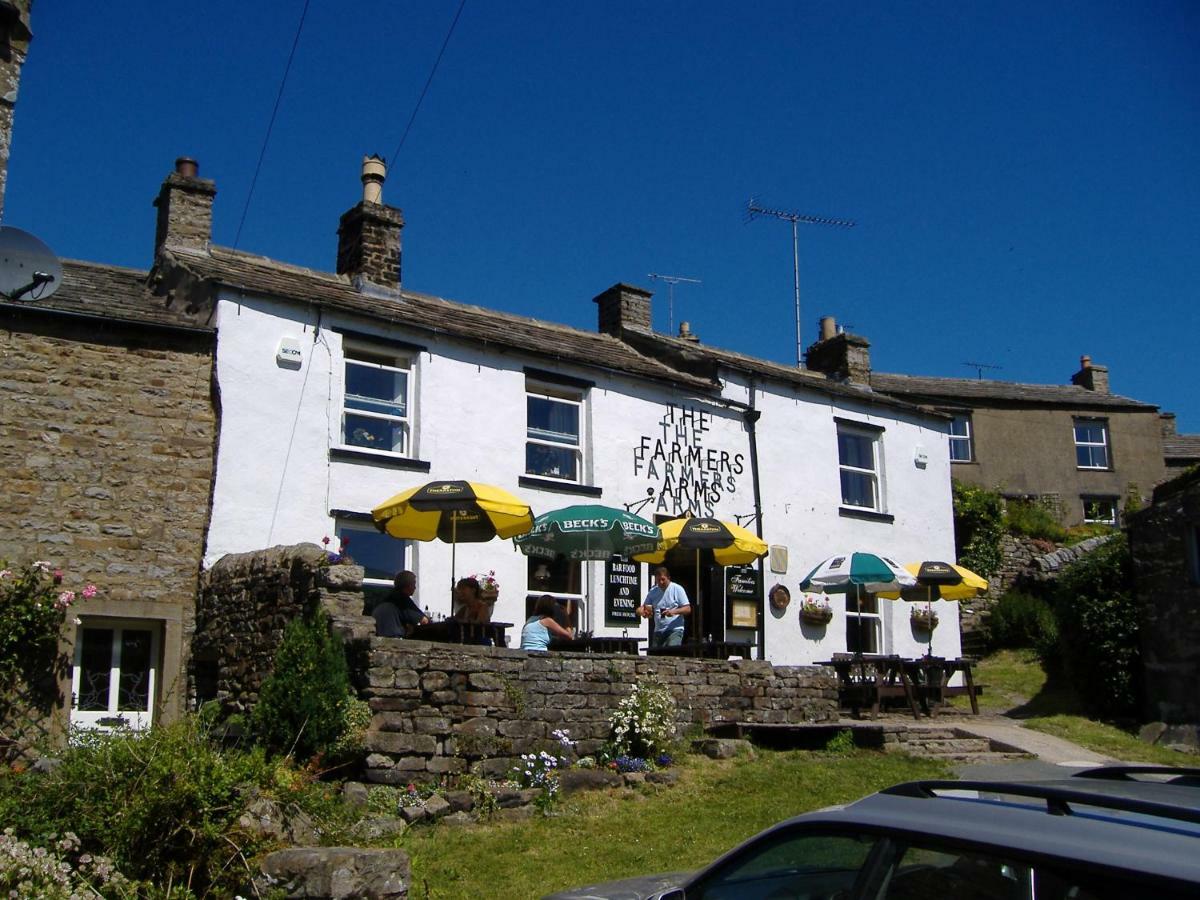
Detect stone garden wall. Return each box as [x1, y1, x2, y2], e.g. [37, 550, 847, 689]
[354, 641, 838, 784]
[195, 544, 839, 782]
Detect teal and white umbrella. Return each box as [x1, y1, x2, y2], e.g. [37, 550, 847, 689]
[799, 552, 916, 594]
[800, 552, 916, 656]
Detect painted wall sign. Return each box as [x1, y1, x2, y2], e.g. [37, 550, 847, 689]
[726, 564, 760, 629]
[632, 403, 745, 516]
[604, 559, 643, 627]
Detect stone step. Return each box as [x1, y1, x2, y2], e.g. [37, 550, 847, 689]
[905, 728, 961, 741]
[903, 737, 993, 756]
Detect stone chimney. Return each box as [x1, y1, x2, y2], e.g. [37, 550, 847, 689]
[1071, 354, 1109, 393]
[1160, 413, 1178, 437]
[677, 320, 699, 343]
[153, 157, 217, 256]
[594, 283, 652, 337]
[336, 155, 404, 289]
[804, 315, 872, 383]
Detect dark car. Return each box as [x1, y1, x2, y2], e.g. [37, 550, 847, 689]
[543, 766, 1200, 900]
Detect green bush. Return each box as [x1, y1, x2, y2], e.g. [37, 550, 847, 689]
[952, 481, 1004, 577]
[0, 717, 275, 895]
[1050, 535, 1139, 718]
[988, 590, 1057, 654]
[252, 610, 355, 763]
[1004, 500, 1067, 543]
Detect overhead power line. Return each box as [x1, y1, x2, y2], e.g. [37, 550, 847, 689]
[390, 0, 468, 164]
[235, 0, 312, 248]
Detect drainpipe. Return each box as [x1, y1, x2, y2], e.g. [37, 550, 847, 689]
[742, 381, 765, 660]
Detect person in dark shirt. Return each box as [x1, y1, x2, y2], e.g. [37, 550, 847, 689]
[373, 570, 429, 637]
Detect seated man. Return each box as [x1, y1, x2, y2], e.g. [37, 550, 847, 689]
[373, 570, 428, 637]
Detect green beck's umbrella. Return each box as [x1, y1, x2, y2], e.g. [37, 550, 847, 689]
[515, 504, 661, 561]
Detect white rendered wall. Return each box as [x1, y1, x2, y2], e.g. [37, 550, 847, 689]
[205, 290, 959, 665]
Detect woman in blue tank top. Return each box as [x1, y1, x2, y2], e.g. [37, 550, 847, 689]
[521, 595, 574, 650]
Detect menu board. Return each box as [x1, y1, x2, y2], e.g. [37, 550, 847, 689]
[725, 565, 760, 629]
[604, 560, 642, 626]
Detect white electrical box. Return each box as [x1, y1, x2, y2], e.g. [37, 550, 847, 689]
[276, 337, 303, 368]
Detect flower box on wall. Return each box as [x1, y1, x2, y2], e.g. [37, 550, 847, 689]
[800, 605, 833, 626]
[910, 608, 939, 631]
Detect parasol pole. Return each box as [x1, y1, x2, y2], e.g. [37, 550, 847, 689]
[695, 549, 702, 642]
[927, 584, 934, 657]
[450, 512, 458, 614]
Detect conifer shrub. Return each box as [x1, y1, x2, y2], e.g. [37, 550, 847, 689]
[252, 609, 356, 763]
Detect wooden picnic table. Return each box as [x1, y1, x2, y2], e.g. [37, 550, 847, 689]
[409, 620, 513, 648]
[549, 636, 645, 655]
[817, 654, 980, 719]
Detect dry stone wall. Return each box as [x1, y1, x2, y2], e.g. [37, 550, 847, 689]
[196, 545, 838, 782]
[355, 642, 837, 783]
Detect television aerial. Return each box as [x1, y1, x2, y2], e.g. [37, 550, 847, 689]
[0, 226, 62, 302]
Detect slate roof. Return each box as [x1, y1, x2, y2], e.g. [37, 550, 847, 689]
[157, 245, 718, 393]
[624, 328, 934, 417]
[0, 258, 211, 331]
[1164, 433, 1200, 462]
[869, 371, 1158, 411]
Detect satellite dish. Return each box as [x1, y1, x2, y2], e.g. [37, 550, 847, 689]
[0, 226, 63, 302]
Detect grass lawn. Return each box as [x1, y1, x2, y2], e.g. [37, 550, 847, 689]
[399, 748, 951, 899]
[971, 650, 1192, 766]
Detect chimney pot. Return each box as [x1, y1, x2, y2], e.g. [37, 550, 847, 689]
[1071, 356, 1109, 393]
[1080, 354, 1092, 369]
[678, 320, 699, 343]
[175, 157, 199, 178]
[819, 316, 836, 342]
[361, 154, 387, 204]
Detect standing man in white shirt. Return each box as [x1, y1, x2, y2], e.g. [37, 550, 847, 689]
[640, 566, 691, 648]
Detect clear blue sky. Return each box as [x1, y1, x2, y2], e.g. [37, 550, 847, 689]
[8, 1, 1198, 431]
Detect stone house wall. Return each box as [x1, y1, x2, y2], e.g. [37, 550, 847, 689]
[194, 545, 838, 783]
[0, 310, 216, 748]
[1127, 469, 1200, 724]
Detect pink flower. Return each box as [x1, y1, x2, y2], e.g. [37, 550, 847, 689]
[56, 590, 76, 610]
[322, 536, 331, 546]
[33, 560, 52, 572]
[0, 569, 10, 579]
[53, 569, 64, 584]
[82, 584, 98, 599]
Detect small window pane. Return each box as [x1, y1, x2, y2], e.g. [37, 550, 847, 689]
[117, 630, 153, 712]
[77, 629, 113, 711]
[1082, 498, 1117, 525]
[527, 555, 581, 594]
[526, 443, 578, 480]
[346, 362, 407, 415]
[838, 432, 874, 469]
[693, 831, 878, 900]
[527, 396, 579, 444]
[336, 524, 406, 584]
[344, 413, 406, 453]
[840, 470, 876, 508]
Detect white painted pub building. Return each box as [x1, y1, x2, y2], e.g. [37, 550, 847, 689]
[154, 157, 961, 665]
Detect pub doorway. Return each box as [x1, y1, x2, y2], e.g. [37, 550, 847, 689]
[661, 546, 724, 643]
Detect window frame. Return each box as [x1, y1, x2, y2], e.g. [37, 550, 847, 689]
[70, 617, 161, 733]
[947, 413, 973, 463]
[837, 422, 883, 512]
[1073, 417, 1111, 470]
[1081, 496, 1119, 525]
[339, 340, 414, 458]
[525, 380, 586, 484]
[845, 594, 882, 655]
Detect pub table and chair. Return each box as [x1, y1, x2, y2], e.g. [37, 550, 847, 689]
[817, 653, 981, 719]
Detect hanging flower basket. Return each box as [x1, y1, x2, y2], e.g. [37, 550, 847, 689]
[910, 608, 939, 631]
[799, 600, 833, 626]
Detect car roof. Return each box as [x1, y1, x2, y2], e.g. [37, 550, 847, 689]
[730, 766, 1200, 885]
